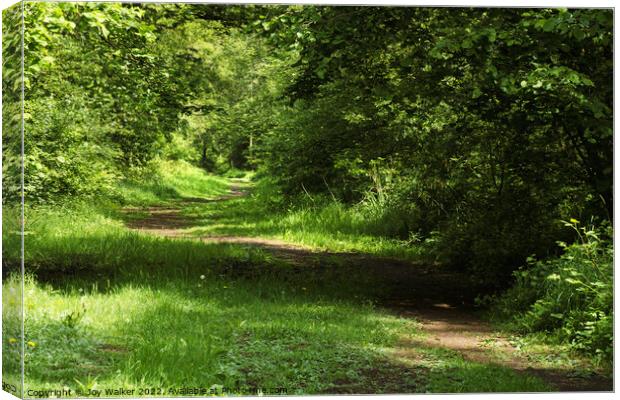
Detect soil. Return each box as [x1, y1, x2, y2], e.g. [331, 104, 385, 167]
[123, 186, 613, 393]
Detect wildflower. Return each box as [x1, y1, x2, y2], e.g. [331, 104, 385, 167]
[200, 275, 206, 280]
[27, 341, 36, 348]
[8, 338, 17, 344]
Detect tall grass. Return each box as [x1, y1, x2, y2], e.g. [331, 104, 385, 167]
[186, 178, 430, 260]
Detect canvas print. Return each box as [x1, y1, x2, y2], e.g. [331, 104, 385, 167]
[2, 1, 614, 397]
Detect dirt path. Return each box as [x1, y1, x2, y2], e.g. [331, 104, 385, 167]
[391, 306, 612, 391]
[122, 185, 612, 392]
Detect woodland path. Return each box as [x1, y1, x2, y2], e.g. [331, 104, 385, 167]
[123, 182, 612, 392]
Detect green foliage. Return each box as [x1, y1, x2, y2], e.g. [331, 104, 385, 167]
[2, 3, 23, 205]
[23, 95, 119, 202]
[6, 4, 611, 284]
[490, 220, 613, 365]
[23, 2, 181, 168]
[254, 7, 612, 283]
[166, 20, 294, 173]
[3, 3, 295, 203]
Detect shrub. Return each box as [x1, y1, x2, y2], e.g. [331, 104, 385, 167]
[491, 219, 613, 364]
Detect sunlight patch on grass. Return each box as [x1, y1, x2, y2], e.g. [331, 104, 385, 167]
[11, 274, 426, 394]
[184, 185, 429, 261]
[117, 160, 230, 205]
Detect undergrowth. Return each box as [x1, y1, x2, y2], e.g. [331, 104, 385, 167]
[489, 220, 613, 368]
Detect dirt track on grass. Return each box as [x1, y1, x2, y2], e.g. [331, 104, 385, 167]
[123, 185, 613, 392]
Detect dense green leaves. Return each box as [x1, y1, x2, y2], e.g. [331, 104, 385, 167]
[490, 220, 613, 362]
[2, 4, 23, 203]
[254, 7, 612, 282]
[3, 3, 291, 202]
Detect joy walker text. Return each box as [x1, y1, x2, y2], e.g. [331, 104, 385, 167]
[24, 386, 289, 397]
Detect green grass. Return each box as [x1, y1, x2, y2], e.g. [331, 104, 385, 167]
[116, 160, 230, 205]
[4, 202, 422, 394]
[4, 270, 550, 395]
[7, 274, 423, 394]
[3, 160, 555, 394]
[183, 179, 429, 260]
[422, 353, 549, 393]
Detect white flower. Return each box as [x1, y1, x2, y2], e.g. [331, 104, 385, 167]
[200, 275, 206, 280]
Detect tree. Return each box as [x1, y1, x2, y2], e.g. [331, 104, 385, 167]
[256, 7, 612, 282]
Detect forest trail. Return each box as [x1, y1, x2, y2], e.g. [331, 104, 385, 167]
[123, 183, 612, 392]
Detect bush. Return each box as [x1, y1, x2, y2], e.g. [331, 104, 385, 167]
[22, 95, 120, 203]
[490, 219, 613, 364]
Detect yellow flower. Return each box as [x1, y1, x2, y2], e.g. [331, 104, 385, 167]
[570, 218, 579, 224]
[26, 341, 36, 348]
[8, 338, 17, 344]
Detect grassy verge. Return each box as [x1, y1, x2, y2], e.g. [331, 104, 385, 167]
[116, 160, 230, 206]
[184, 178, 431, 261]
